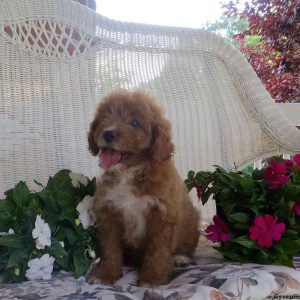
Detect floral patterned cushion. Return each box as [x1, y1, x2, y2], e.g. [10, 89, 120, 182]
[2, 259, 300, 300]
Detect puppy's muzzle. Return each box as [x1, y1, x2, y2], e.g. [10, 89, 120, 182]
[103, 130, 117, 143]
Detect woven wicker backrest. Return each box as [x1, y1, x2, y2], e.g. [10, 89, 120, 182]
[1, 0, 300, 217]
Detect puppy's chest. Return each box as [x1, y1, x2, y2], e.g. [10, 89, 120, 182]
[101, 167, 164, 244]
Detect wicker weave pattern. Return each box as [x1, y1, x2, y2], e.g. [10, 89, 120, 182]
[1, 0, 300, 218]
[1, 20, 99, 58]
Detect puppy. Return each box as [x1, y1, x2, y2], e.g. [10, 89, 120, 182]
[87, 90, 200, 286]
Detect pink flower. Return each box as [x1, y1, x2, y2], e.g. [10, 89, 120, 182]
[205, 215, 230, 243]
[263, 161, 291, 189]
[249, 215, 285, 248]
[285, 159, 294, 173]
[293, 202, 300, 216]
[294, 154, 300, 168]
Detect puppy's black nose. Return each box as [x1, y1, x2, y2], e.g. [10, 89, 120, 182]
[103, 130, 116, 143]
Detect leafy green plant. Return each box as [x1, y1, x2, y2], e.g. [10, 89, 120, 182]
[0, 170, 97, 283]
[185, 154, 300, 266]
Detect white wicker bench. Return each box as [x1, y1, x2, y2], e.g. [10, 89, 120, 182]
[1, 0, 300, 299]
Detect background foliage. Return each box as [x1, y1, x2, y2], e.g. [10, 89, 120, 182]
[206, 0, 300, 103]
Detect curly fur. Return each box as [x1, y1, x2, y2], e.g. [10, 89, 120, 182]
[87, 90, 200, 286]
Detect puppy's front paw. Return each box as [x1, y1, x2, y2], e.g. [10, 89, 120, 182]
[87, 264, 122, 284]
[173, 254, 192, 267]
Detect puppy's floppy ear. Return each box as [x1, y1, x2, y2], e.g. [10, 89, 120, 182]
[150, 117, 175, 163]
[88, 117, 100, 156]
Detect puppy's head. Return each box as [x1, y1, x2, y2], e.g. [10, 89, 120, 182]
[88, 89, 174, 169]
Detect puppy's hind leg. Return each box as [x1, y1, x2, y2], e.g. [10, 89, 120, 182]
[174, 204, 200, 266]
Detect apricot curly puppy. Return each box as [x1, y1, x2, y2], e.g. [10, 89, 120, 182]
[87, 90, 200, 286]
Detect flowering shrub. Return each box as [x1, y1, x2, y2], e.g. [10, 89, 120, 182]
[224, 0, 300, 103]
[0, 170, 97, 283]
[185, 154, 300, 266]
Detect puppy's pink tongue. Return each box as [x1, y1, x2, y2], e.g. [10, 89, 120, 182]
[99, 149, 122, 169]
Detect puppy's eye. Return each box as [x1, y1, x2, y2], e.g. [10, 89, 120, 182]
[130, 120, 141, 128]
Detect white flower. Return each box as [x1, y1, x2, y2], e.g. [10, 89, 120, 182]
[76, 195, 96, 229]
[25, 254, 55, 281]
[69, 172, 88, 188]
[59, 241, 65, 248]
[0, 228, 14, 235]
[32, 215, 51, 250]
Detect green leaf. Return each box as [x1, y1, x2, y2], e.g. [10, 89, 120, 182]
[220, 202, 236, 216]
[0, 251, 9, 267]
[56, 191, 74, 208]
[222, 174, 241, 189]
[73, 247, 90, 278]
[0, 235, 25, 248]
[247, 203, 264, 215]
[54, 254, 70, 270]
[56, 227, 79, 247]
[233, 223, 251, 230]
[7, 248, 29, 269]
[275, 197, 293, 221]
[257, 248, 272, 264]
[273, 244, 285, 254]
[59, 207, 77, 223]
[48, 240, 68, 258]
[254, 194, 266, 204]
[249, 191, 259, 203]
[232, 236, 260, 249]
[218, 188, 234, 201]
[187, 171, 195, 181]
[184, 179, 194, 192]
[229, 212, 251, 224]
[201, 188, 214, 205]
[83, 178, 96, 197]
[222, 250, 245, 262]
[239, 176, 255, 190]
[195, 171, 210, 187]
[252, 169, 264, 180]
[5, 182, 30, 207]
[218, 174, 231, 184]
[242, 165, 254, 176]
[275, 238, 300, 254]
